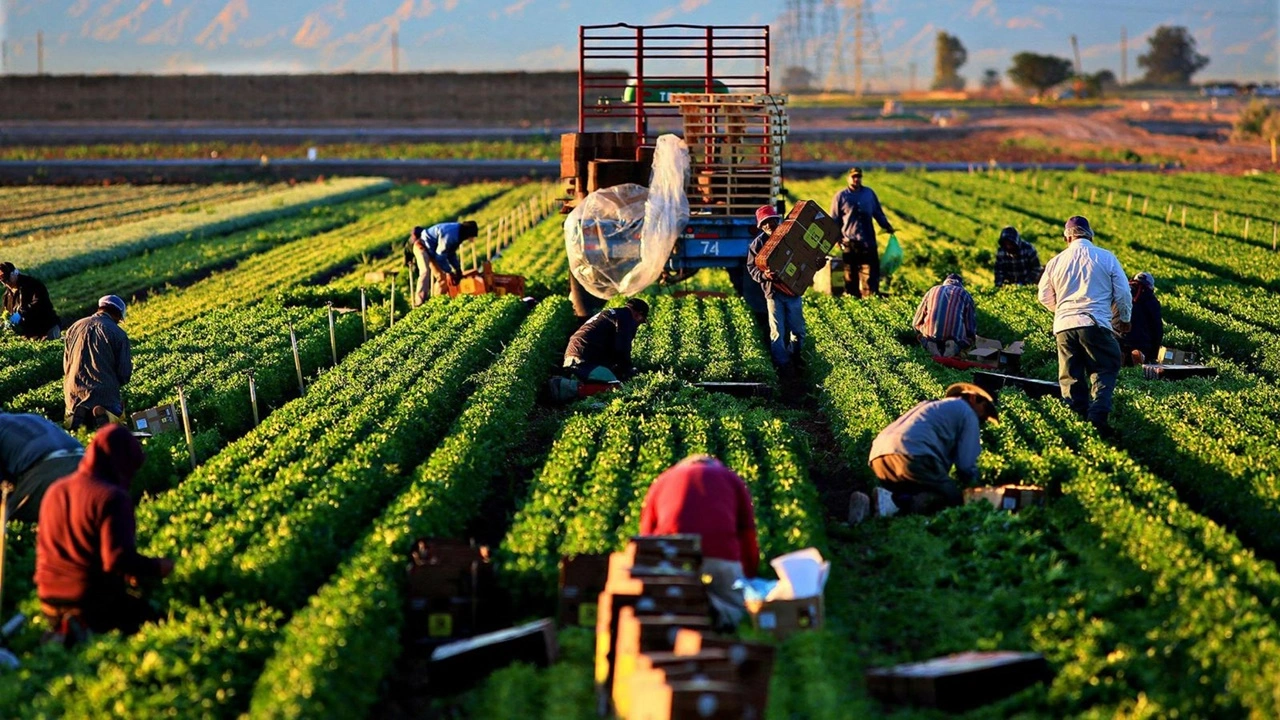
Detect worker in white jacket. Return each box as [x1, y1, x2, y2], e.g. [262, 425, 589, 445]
[1037, 215, 1132, 432]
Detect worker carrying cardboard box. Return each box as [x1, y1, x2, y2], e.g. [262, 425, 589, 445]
[562, 298, 649, 384]
[1117, 272, 1163, 366]
[63, 295, 132, 431]
[993, 227, 1042, 288]
[0, 413, 84, 523]
[407, 221, 479, 306]
[852, 383, 999, 521]
[1037, 216, 1132, 432]
[830, 167, 895, 299]
[746, 205, 806, 375]
[912, 273, 976, 358]
[639, 455, 761, 628]
[1, 262, 62, 340]
[36, 426, 174, 647]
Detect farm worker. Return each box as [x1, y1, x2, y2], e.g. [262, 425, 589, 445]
[0, 413, 84, 523]
[1118, 272, 1163, 366]
[993, 227, 1042, 287]
[63, 295, 132, 431]
[408, 221, 479, 306]
[912, 273, 976, 358]
[639, 455, 760, 628]
[830, 166, 895, 299]
[1, 261, 62, 340]
[36, 425, 174, 645]
[746, 205, 806, 374]
[851, 383, 999, 522]
[562, 298, 649, 384]
[1038, 216, 1132, 432]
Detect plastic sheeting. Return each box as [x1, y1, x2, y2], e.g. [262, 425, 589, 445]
[564, 134, 690, 299]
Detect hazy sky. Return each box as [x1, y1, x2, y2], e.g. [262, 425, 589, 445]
[0, 0, 1275, 85]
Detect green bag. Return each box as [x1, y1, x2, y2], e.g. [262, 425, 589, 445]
[880, 234, 903, 276]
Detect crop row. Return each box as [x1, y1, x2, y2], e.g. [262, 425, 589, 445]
[248, 296, 576, 719]
[631, 295, 775, 384]
[7, 177, 392, 281]
[807, 295, 1280, 715]
[491, 216, 567, 296]
[0, 182, 282, 243]
[4, 295, 529, 716]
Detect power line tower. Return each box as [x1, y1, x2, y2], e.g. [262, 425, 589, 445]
[822, 0, 885, 95]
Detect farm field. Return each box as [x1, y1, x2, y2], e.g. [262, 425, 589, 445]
[2, 170, 1280, 718]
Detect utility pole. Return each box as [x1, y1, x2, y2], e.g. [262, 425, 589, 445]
[37, 31, 44, 75]
[909, 61, 917, 93]
[391, 29, 400, 73]
[1120, 26, 1127, 86]
[852, 0, 864, 97]
[2, 41, 7, 75]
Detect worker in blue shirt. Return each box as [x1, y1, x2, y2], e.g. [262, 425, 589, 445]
[746, 205, 805, 374]
[830, 167, 894, 299]
[408, 221, 479, 306]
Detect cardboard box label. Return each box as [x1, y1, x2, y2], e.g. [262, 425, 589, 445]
[429, 613, 454, 638]
[785, 262, 797, 277]
[578, 602, 598, 626]
[803, 223, 824, 249]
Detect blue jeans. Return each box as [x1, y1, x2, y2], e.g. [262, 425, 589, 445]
[1056, 325, 1122, 424]
[766, 292, 805, 366]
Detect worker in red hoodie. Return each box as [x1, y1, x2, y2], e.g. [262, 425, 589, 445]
[639, 455, 760, 627]
[35, 425, 174, 645]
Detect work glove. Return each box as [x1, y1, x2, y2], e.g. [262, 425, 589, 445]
[7, 312, 19, 327]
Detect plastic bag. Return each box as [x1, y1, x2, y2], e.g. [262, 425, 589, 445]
[564, 134, 690, 299]
[880, 233, 903, 276]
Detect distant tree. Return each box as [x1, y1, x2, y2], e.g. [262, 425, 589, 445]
[981, 68, 1001, 90]
[1138, 26, 1210, 86]
[1007, 52, 1074, 97]
[1079, 70, 1118, 97]
[781, 65, 815, 92]
[932, 32, 968, 91]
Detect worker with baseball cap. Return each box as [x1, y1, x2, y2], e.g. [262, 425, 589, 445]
[1, 261, 62, 340]
[63, 295, 132, 430]
[852, 382, 999, 521]
[830, 167, 895, 299]
[746, 204, 806, 375]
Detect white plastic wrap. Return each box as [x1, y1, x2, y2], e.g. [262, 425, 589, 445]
[564, 134, 690, 299]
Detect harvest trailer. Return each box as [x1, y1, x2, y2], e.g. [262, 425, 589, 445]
[561, 23, 787, 315]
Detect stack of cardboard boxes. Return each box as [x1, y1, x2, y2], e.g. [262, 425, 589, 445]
[405, 539, 501, 648]
[561, 132, 654, 204]
[1142, 346, 1217, 380]
[754, 200, 843, 296]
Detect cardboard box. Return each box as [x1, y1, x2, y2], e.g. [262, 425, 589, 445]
[744, 595, 823, 639]
[612, 608, 713, 717]
[965, 336, 1025, 374]
[1142, 364, 1218, 381]
[1157, 346, 1197, 365]
[405, 539, 496, 645]
[428, 618, 557, 692]
[972, 371, 1060, 401]
[131, 404, 180, 436]
[559, 553, 611, 627]
[628, 679, 747, 720]
[673, 630, 775, 716]
[963, 485, 1046, 512]
[865, 650, 1052, 712]
[754, 200, 842, 296]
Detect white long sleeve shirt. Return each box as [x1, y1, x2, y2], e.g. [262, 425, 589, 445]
[1037, 239, 1132, 334]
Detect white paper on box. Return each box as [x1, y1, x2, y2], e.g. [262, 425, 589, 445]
[767, 548, 829, 601]
[135, 418, 149, 430]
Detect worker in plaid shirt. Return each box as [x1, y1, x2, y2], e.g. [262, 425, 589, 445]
[913, 273, 977, 358]
[994, 227, 1042, 287]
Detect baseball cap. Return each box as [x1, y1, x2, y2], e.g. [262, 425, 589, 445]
[1064, 216, 1094, 240]
[98, 295, 127, 319]
[755, 205, 780, 230]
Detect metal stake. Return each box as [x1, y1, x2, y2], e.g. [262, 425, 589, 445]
[1089, 188, 1097, 204]
[1126, 194, 1132, 212]
[289, 323, 305, 394]
[1141, 197, 1148, 216]
[1213, 211, 1219, 235]
[1244, 217, 1251, 240]
[1181, 207, 1186, 228]
[0, 482, 11, 617]
[360, 287, 368, 341]
[247, 370, 260, 427]
[327, 302, 338, 366]
[389, 277, 396, 327]
[1166, 205, 1173, 224]
[177, 385, 197, 469]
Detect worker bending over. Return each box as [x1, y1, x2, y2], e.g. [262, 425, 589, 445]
[1119, 272, 1163, 366]
[853, 383, 999, 521]
[1, 413, 84, 523]
[63, 295, 132, 431]
[746, 205, 805, 374]
[640, 455, 760, 628]
[409, 220, 479, 306]
[831, 167, 895, 299]
[37, 426, 174, 645]
[562, 298, 649, 384]
[912, 273, 976, 358]
[2, 261, 61, 340]
[993, 227, 1042, 287]
[1038, 216, 1131, 432]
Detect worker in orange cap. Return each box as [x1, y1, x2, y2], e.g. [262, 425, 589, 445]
[746, 205, 806, 376]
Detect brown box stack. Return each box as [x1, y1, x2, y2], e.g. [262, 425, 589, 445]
[405, 539, 498, 646]
[130, 404, 180, 436]
[865, 650, 1052, 712]
[754, 200, 842, 296]
[963, 485, 1047, 512]
[559, 553, 611, 627]
[560, 131, 651, 201]
[594, 536, 710, 717]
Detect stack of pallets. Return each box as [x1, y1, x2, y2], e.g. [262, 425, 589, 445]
[670, 93, 788, 216]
